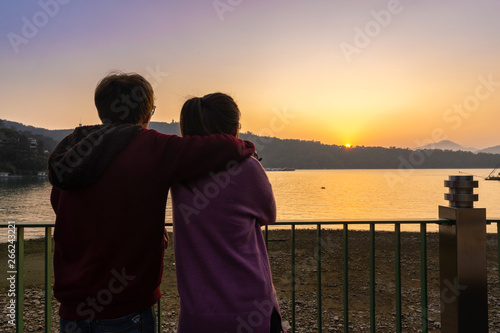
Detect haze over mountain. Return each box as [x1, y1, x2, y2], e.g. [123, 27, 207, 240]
[415, 140, 500, 155]
[415, 140, 478, 153]
[479, 145, 500, 155]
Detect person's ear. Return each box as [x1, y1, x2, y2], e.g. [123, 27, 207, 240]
[232, 123, 241, 138]
[142, 113, 152, 129]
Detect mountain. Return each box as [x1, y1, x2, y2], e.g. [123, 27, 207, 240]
[1, 119, 72, 142]
[0, 126, 49, 174]
[480, 145, 500, 155]
[0, 119, 62, 152]
[415, 140, 478, 153]
[1, 119, 180, 141]
[148, 121, 180, 136]
[240, 133, 500, 169]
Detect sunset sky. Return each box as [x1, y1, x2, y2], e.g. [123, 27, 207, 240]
[1, 0, 500, 149]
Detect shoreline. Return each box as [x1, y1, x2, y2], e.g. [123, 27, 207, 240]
[1, 229, 499, 332]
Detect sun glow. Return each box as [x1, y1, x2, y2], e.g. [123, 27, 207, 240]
[345, 144, 351, 148]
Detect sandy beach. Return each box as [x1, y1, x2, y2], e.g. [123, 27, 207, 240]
[1, 229, 499, 332]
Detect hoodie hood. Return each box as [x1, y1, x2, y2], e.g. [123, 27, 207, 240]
[48, 123, 143, 191]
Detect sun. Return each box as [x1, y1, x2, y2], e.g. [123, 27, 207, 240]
[345, 144, 351, 148]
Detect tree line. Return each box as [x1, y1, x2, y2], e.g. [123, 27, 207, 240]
[240, 133, 500, 169]
[0, 122, 49, 175]
[1, 119, 499, 172]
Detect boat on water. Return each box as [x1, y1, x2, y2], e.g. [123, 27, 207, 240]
[486, 166, 500, 181]
[0, 172, 42, 178]
[264, 167, 295, 172]
[0, 173, 22, 178]
[459, 167, 500, 181]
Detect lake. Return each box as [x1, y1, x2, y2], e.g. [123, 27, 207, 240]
[1, 168, 499, 241]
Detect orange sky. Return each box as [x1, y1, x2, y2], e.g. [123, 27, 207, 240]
[1, 0, 500, 149]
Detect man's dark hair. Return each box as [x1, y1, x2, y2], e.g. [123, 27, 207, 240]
[94, 72, 155, 125]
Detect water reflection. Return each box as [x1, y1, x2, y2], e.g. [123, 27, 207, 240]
[0, 177, 55, 240]
[1, 177, 54, 221]
[267, 169, 500, 232]
[1, 169, 499, 241]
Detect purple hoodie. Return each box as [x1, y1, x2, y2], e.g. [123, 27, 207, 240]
[171, 157, 286, 332]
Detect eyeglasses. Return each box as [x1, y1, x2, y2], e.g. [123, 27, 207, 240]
[151, 106, 156, 116]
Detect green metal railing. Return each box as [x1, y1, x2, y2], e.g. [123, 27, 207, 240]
[263, 220, 441, 333]
[2, 219, 499, 332]
[1, 222, 54, 333]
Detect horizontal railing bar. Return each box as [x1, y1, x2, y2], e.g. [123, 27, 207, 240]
[0, 222, 57, 227]
[3, 218, 500, 228]
[3, 218, 500, 227]
[270, 219, 500, 225]
[7, 218, 500, 228]
[276, 220, 441, 225]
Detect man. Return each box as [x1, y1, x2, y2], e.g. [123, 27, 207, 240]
[48, 72, 255, 332]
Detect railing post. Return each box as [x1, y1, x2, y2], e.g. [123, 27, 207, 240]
[44, 227, 52, 333]
[15, 227, 24, 333]
[438, 175, 488, 333]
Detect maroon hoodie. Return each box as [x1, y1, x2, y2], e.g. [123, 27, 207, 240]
[48, 123, 254, 320]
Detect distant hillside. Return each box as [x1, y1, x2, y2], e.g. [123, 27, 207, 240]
[241, 133, 500, 169]
[480, 145, 500, 155]
[2, 119, 500, 169]
[415, 140, 478, 153]
[148, 121, 181, 136]
[1, 119, 61, 151]
[2, 119, 72, 142]
[1, 119, 180, 143]
[0, 125, 48, 175]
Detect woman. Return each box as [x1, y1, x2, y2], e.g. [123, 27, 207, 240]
[171, 93, 286, 332]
